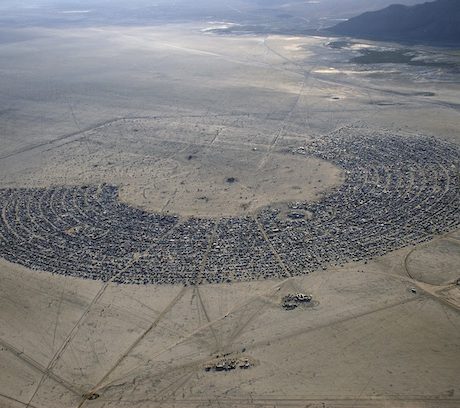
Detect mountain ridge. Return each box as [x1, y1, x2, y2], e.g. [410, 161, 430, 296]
[330, 0, 460, 45]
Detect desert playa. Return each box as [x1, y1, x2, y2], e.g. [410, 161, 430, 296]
[0, 19, 459, 408]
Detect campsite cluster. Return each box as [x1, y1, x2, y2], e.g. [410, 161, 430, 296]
[0, 132, 458, 284]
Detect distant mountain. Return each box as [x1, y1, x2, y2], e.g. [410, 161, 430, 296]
[330, 0, 460, 45]
[0, 0, 426, 30]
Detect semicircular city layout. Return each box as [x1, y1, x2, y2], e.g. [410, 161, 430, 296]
[0, 130, 458, 285]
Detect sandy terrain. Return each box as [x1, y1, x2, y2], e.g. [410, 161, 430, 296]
[406, 235, 460, 286]
[0, 24, 459, 408]
[0, 116, 342, 218]
[0, 247, 458, 408]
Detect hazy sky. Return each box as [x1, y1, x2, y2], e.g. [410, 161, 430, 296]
[0, 0, 429, 29]
[0, 0, 427, 10]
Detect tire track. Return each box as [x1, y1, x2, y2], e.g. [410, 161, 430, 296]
[25, 219, 183, 408]
[77, 286, 188, 407]
[0, 393, 41, 408]
[0, 337, 83, 397]
[95, 278, 292, 392]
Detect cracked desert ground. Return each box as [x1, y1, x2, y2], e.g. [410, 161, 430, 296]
[0, 24, 459, 408]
